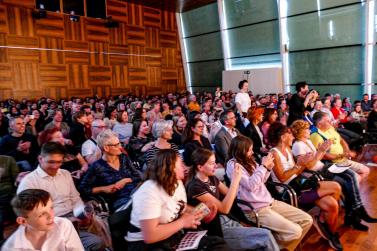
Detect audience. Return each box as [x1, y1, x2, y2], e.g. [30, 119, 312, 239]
[0, 85, 376, 250]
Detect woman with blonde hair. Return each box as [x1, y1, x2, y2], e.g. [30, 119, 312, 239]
[269, 122, 342, 250]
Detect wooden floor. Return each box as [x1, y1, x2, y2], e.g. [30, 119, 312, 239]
[302, 161, 377, 251]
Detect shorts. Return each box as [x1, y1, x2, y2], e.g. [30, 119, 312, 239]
[298, 189, 320, 207]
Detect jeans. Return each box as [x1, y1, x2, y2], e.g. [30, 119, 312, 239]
[220, 215, 279, 251]
[331, 169, 363, 213]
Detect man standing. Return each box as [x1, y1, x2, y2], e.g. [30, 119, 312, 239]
[288, 81, 318, 125]
[235, 80, 251, 116]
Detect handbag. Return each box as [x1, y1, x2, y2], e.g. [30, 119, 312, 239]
[288, 174, 320, 195]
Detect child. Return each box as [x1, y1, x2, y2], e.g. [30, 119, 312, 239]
[2, 189, 84, 251]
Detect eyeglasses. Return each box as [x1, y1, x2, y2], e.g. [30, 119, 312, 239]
[45, 160, 64, 165]
[106, 142, 121, 147]
[93, 125, 106, 128]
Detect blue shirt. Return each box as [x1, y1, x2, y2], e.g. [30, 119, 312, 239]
[80, 155, 142, 211]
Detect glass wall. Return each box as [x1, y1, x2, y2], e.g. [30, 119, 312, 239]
[181, 3, 224, 92]
[286, 1, 365, 98]
[224, 0, 281, 69]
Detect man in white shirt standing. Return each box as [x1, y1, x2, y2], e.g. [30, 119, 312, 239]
[17, 142, 106, 251]
[235, 80, 251, 116]
[2, 189, 84, 251]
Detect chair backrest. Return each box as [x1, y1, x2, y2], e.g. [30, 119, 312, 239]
[108, 202, 132, 251]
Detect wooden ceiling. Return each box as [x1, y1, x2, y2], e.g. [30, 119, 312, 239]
[121, 0, 217, 12]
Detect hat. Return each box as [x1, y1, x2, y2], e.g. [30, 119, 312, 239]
[328, 161, 351, 173]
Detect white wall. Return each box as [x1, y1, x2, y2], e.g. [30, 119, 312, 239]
[222, 67, 284, 95]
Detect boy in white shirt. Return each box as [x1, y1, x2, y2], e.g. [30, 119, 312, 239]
[2, 189, 84, 251]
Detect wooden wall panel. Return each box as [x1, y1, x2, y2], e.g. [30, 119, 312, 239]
[0, 63, 13, 87]
[64, 41, 88, 64]
[67, 64, 89, 89]
[111, 64, 129, 88]
[89, 66, 111, 85]
[89, 41, 109, 66]
[0, 5, 9, 33]
[107, 0, 128, 24]
[128, 3, 143, 27]
[0, 33, 8, 62]
[39, 37, 64, 64]
[35, 13, 64, 38]
[40, 64, 67, 85]
[7, 7, 34, 37]
[143, 7, 161, 28]
[109, 45, 128, 65]
[0, 2, 185, 100]
[64, 15, 86, 41]
[109, 23, 127, 46]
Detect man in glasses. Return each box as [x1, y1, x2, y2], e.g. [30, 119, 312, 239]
[17, 142, 107, 251]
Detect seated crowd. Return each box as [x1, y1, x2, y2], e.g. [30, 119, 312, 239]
[0, 80, 377, 251]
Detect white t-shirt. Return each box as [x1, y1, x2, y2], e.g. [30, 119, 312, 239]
[81, 139, 102, 160]
[292, 140, 324, 171]
[235, 92, 251, 113]
[2, 217, 84, 251]
[126, 180, 187, 242]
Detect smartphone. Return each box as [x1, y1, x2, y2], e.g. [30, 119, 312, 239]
[29, 114, 35, 120]
[192, 203, 210, 220]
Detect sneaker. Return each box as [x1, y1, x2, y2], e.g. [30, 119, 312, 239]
[313, 215, 332, 240]
[328, 233, 343, 251]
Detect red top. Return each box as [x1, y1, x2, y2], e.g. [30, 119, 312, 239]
[331, 107, 348, 123]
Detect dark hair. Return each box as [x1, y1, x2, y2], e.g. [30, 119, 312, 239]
[227, 135, 256, 175]
[263, 108, 277, 124]
[40, 142, 66, 156]
[312, 111, 328, 126]
[132, 119, 146, 137]
[267, 122, 291, 147]
[190, 148, 214, 177]
[145, 149, 179, 196]
[220, 110, 234, 125]
[182, 118, 203, 144]
[295, 81, 308, 93]
[106, 106, 117, 119]
[133, 108, 145, 122]
[72, 110, 86, 123]
[11, 189, 50, 217]
[116, 110, 128, 123]
[238, 80, 248, 90]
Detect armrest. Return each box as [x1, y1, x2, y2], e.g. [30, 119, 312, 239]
[302, 170, 324, 181]
[267, 181, 298, 207]
[236, 199, 260, 227]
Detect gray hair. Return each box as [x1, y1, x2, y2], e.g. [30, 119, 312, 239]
[152, 119, 173, 138]
[312, 111, 328, 126]
[96, 129, 119, 150]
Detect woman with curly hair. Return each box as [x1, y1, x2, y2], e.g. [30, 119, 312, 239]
[126, 149, 229, 251]
[268, 122, 343, 250]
